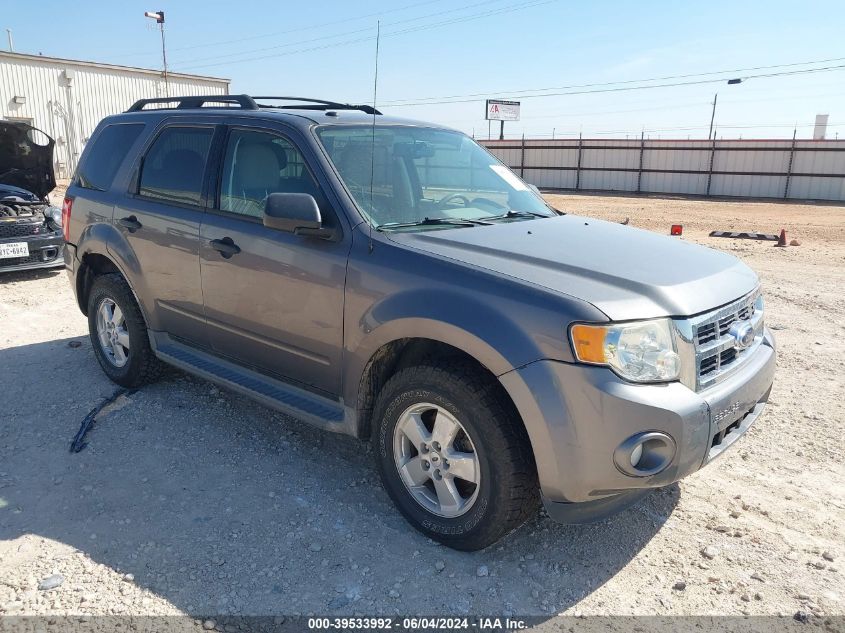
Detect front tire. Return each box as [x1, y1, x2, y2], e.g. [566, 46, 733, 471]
[372, 362, 539, 551]
[87, 273, 162, 388]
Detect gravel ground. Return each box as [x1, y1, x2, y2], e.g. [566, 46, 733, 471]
[0, 192, 843, 624]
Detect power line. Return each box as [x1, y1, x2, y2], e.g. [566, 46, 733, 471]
[444, 87, 845, 125]
[384, 63, 845, 107]
[111, 0, 453, 59]
[170, 25, 376, 67]
[508, 121, 842, 138]
[381, 55, 845, 105]
[520, 100, 709, 120]
[173, 0, 556, 71]
[169, 0, 516, 67]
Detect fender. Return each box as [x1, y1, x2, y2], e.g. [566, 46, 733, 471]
[74, 221, 150, 325]
[343, 289, 570, 481]
[342, 229, 607, 408]
[344, 285, 562, 414]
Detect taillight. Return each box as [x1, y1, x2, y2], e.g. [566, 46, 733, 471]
[61, 197, 73, 242]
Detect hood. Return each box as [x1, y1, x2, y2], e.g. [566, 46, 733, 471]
[0, 121, 56, 200]
[0, 182, 41, 202]
[385, 215, 759, 321]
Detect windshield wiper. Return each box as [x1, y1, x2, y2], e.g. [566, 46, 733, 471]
[481, 210, 551, 222]
[377, 217, 491, 231]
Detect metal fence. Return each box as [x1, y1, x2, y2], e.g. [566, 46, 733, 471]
[480, 137, 845, 202]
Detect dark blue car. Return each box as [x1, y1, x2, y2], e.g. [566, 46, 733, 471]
[0, 121, 64, 272]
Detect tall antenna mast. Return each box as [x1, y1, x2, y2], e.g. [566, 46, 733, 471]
[368, 20, 381, 253]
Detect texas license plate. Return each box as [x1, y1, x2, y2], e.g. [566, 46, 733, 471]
[0, 242, 29, 259]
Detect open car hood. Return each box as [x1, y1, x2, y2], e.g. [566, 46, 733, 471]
[0, 121, 56, 200]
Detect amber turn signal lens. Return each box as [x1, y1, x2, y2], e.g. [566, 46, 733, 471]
[570, 324, 607, 363]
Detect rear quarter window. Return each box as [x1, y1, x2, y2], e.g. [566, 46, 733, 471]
[76, 123, 145, 191]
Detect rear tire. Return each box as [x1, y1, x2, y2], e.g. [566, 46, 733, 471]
[372, 361, 539, 551]
[87, 273, 162, 388]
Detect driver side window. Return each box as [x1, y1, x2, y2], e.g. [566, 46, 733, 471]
[220, 129, 319, 219]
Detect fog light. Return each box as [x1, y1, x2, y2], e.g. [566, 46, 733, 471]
[613, 431, 676, 477]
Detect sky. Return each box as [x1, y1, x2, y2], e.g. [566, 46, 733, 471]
[4, 0, 845, 139]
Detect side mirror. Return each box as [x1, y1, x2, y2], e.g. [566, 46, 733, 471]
[263, 193, 322, 234]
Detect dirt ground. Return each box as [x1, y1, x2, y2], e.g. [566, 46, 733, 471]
[0, 192, 843, 625]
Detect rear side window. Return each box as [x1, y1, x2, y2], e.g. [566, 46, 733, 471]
[139, 126, 213, 206]
[77, 123, 145, 191]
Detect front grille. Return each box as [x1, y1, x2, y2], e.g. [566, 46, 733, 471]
[697, 322, 718, 345]
[0, 247, 60, 268]
[1, 253, 42, 267]
[0, 220, 46, 239]
[691, 289, 763, 390]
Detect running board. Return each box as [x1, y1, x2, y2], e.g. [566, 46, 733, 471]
[150, 333, 354, 436]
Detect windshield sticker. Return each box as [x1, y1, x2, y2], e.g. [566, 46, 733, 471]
[489, 165, 528, 191]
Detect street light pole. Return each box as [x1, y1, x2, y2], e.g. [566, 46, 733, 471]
[144, 11, 168, 97]
[708, 93, 718, 140]
[709, 78, 743, 140]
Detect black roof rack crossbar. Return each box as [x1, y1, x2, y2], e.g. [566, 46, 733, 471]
[125, 94, 381, 115]
[126, 94, 259, 112]
[251, 96, 382, 115]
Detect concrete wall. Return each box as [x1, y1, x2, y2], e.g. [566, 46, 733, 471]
[1, 52, 229, 178]
[482, 138, 845, 202]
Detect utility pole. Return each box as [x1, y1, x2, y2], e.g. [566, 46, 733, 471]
[145, 10, 168, 97]
[708, 93, 718, 140]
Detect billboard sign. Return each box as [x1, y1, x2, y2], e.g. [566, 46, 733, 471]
[813, 113, 829, 140]
[485, 99, 520, 121]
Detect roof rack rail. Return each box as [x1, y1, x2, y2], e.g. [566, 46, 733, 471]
[126, 94, 259, 112]
[251, 96, 381, 116]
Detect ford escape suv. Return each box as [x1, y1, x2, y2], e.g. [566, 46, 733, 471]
[64, 95, 776, 550]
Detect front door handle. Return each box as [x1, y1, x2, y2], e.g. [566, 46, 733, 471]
[118, 216, 142, 232]
[210, 237, 241, 259]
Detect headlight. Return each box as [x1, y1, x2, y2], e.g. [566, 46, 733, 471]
[569, 318, 681, 383]
[44, 206, 62, 227]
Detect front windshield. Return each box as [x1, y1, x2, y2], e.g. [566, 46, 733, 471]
[316, 125, 554, 229]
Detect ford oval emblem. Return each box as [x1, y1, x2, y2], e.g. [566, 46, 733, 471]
[729, 320, 755, 349]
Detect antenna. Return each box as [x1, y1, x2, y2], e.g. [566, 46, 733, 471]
[368, 20, 380, 254]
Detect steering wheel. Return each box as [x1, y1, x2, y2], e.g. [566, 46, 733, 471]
[471, 197, 507, 211]
[437, 193, 471, 208]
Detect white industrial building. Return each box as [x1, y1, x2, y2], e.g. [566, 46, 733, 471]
[1, 51, 229, 178]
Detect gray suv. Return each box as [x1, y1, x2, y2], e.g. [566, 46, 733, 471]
[64, 95, 776, 550]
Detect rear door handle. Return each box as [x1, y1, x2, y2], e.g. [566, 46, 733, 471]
[210, 237, 241, 258]
[118, 216, 142, 232]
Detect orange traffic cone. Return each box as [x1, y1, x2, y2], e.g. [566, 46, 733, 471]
[775, 229, 787, 247]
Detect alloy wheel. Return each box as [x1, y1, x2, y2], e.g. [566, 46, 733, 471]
[392, 402, 480, 518]
[96, 298, 130, 368]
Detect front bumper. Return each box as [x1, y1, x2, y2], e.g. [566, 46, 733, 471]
[0, 231, 64, 272]
[500, 328, 776, 520]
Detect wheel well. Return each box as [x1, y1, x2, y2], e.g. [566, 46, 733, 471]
[356, 338, 523, 441]
[76, 253, 121, 315]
